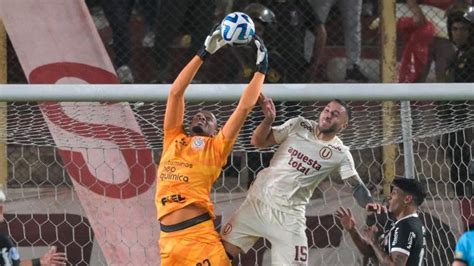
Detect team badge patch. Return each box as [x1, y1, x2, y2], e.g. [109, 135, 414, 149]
[192, 137, 205, 151]
[319, 147, 332, 159]
[222, 223, 233, 235]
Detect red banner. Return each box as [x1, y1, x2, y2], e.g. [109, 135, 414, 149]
[0, 0, 159, 264]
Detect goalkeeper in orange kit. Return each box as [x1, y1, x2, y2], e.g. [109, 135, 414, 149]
[155, 24, 268, 266]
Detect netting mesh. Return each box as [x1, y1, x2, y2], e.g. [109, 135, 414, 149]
[1, 98, 473, 265]
[3, 100, 474, 149]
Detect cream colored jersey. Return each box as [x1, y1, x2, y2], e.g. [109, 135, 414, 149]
[249, 116, 358, 215]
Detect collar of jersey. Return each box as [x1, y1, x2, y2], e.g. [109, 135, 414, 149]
[394, 212, 419, 225]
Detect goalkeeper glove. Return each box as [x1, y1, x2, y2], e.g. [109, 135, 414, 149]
[254, 35, 268, 74]
[197, 24, 226, 61]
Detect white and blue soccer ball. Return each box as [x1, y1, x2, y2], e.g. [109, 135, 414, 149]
[220, 12, 255, 46]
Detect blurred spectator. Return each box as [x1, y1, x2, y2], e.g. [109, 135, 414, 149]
[101, 0, 159, 83]
[233, 0, 323, 83]
[308, 0, 369, 82]
[445, 4, 474, 82]
[153, 0, 216, 83]
[262, 0, 323, 83]
[138, 0, 159, 48]
[396, 0, 460, 83]
[101, 0, 135, 83]
[444, 6, 474, 198]
[419, 0, 463, 82]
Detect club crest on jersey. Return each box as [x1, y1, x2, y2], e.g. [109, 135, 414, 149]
[192, 137, 205, 150]
[222, 223, 233, 235]
[319, 147, 332, 159]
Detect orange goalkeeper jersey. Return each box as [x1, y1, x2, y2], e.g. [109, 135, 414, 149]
[155, 126, 236, 220]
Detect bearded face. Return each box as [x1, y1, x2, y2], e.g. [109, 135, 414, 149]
[318, 101, 349, 134]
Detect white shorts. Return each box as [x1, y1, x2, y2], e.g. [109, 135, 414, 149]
[221, 196, 308, 266]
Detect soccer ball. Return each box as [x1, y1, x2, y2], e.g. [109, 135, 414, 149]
[220, 12, 255, 46]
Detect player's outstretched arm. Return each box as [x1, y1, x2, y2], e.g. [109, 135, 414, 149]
[222, 35, 267, 140]
[251, 94, 277, 148]
[164, 25, 226, 131]
[346, 175, 374, 208]
[335, 207, 374, 257]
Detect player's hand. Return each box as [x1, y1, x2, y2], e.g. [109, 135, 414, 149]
[258, 93, 276, 123]
[362, 225, 378, 246]
[40, 246, 67, 265]
[365, 203, 387, 214]
[197, 24, 227, 60]
[254, 35, 268, 74]
[335, 207, 356, 231]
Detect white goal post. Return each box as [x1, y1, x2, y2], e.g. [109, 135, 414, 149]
[0, 83, 473, 101]
[0, 83, 472, 265]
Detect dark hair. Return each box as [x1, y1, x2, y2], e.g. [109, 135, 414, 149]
[392, 178, 426, 206]
[447, 4, 474, 43]
[332, 99, 352, 121]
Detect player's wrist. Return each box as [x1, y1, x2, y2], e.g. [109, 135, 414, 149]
[197, 47, 210, 61]
[347, 227, 357, 234]
[262, 117, 274, 125]
[256, 61, 268, 74]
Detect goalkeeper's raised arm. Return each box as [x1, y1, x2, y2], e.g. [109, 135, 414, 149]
[163, 24, 226, 132]
[222, 35, 268, 140]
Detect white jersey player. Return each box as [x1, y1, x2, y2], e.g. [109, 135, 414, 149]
[221, 97, 373, 266]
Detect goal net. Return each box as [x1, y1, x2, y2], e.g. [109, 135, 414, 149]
[0, 84, 473, 265]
